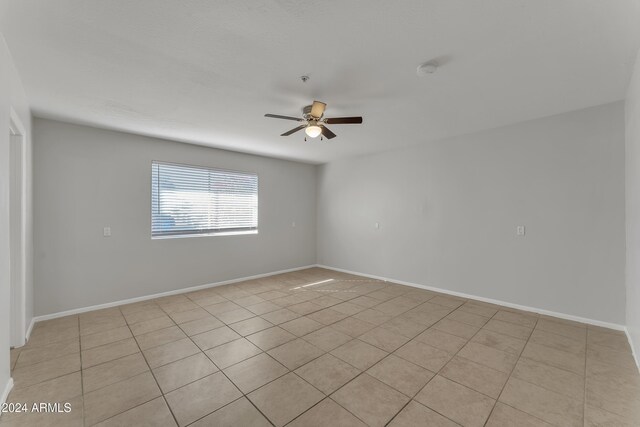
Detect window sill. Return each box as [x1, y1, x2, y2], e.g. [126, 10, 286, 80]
[152, 230, 258, 240]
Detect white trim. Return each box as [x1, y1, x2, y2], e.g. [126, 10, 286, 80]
[31, 265, 316, 323]
[625, 328, 640, 373]
[25, 317, 35, 341]
[317, 264, 626, 331]
[8, 107, 27, 348]
[1, 378, 13, 405]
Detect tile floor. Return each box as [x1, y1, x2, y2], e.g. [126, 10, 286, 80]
[2, 268, 639, 426]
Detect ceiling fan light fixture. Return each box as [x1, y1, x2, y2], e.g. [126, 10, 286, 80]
[305, 124, 322, 138]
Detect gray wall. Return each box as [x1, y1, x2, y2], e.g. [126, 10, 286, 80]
[317, 102, 626, 324]
[0, 34, 33, 398]
[626, 49, 640, 361]
[34, 119, 317, 316]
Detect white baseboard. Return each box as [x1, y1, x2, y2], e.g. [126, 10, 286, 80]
[25, 317, 35, 341]
[31, 265, 316, 324]
[625, 328, 640, 373]
[1, 378, 13, 405]
[317, 264, 626, 331]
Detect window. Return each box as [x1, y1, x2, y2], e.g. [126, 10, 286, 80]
[151, 161, 258, 238]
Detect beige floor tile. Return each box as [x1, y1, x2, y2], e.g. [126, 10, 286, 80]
[14, 338, 79, 368]
[388, 400, 459, 427]
[12, 352, 80, 389]
[234, 294, 267, 307]
[302, 327, 355, 352]
[394, 340, 452, 372]
[256, 290, 288, 300]
[512, 357, 584, 400]
[204, 300, 243, 316]
[382, 316, 427, 338]
[587, 343, 638, 371]
[311, 295, 344, 308]
[142, 337, 200, 368]
[586, 358, 640, 390]
[470, 329, 526, 355]
[154, 352, 218, 393]
[267, 338, 324, 370]
[521, 342, 585, 375]
[529, 328, 586, 355]
[457, 342, 519, 374]
[248, 373, 324, 426]
[161, 300, 200, 314]
[367, 354, 435, 397]
[483, 319, 532, 340]
[83, 352, 149, 393]
[446, 310, 489, 327]
[353, 309, 393, 326]
[84, 372, 161, 426]
[191, 326, 241, 350]
[331, 339, 388, 370]
[485, 402, 552, 426]
[246, 301, 282, 315]
[122, 307, 166, 325]
[587, 329, 631, 352]
[493, 310, 537, 328]
[350, 295, 383, 308]
[288, 398, 367, 427]
[80, 317, 128, 336]
[295, 353, 360, 394]
[178, 316, 224, 336]
[81, 326, 132, 350]
[584, 404, 637, 427]
[414, 328, 467, 353]
[94, 397, 176, 427]
[499, 377, 583, 427]
[216, 308, 256, 324]
[129, 315, 175, 336]
[205, 338, 262, 369]
[440, 356, 508, 399]
[331, 317, 376, 337]
[261, 308, 300, 325]
[165, 372, 242, 426]
[458, 301, 499, 318]
[280, 316, 324, 336]
[246, 326, 296, 351]
[82, 338, 140, 368]
[168, 307, 211, 324]
[288, 301, 324, 315]
[415, 375, 495, 427]
[135, 325, 187, 350]
[432, 318, 480, 339]
[223, 353, 288, 393]
[192, 294, 227, 307]
[359, 327, 410, 352]
[190, 397, 271, 427]
[308, 308, 350, 325]
[332, 374, 409, 427]
[332, 302, 366, 316]
[536, 319, 586, 341]
[6, 372, 82, 404]
[429, 295, 466, 309]
[228, 316, 273, 336]
[586, 375, 640, 421]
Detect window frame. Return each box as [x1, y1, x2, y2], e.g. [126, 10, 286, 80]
[151, 160, 259, 239]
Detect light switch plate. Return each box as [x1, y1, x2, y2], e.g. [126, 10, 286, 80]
[516, 225, 525, 236]
[103, 227, 111, 237]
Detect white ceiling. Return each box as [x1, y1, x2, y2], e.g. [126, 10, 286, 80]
[1, 0, 639, 164]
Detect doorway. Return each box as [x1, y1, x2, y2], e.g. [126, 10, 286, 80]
[9, 108, 26, 348]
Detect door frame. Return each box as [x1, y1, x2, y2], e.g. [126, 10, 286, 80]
[9, 107, 27, 348]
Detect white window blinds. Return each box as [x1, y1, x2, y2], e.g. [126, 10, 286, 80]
[151, 161, 258, 237]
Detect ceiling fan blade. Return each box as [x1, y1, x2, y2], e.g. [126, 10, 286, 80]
[265, 114, 303, 121]
[281, 125, 306, 136]
[321, 126, 337, 139]
[324, 116, 363, 124]
[310, 101, 327, 118]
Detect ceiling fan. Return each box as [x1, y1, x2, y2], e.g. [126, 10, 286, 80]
[265, 101, 363, 140]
